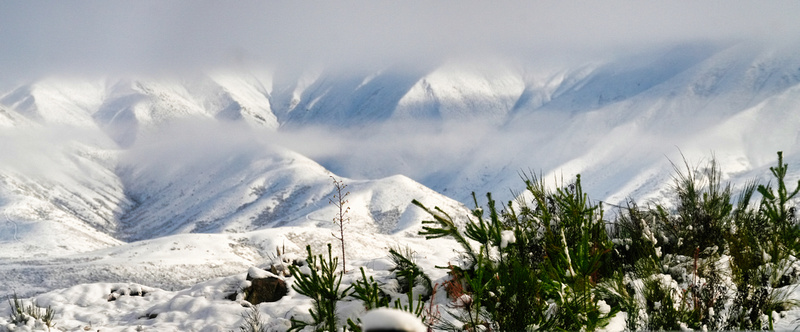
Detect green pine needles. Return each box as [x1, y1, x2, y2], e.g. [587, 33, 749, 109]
[288, 244, 435, 332]
[414, 151, 800, 331]
[416, 172, 617, 331]
[288, 244, 352, 332]
[757, 151, 800, 260]
[350, 267, 391, 311]
[238, 305, 268, 332]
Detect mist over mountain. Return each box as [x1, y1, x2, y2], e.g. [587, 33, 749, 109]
[273, 42, 800, 203]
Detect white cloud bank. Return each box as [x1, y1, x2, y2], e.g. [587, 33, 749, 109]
[0, 1, 798, 82]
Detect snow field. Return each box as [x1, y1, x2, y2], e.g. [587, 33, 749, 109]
[0, 227, 462, 331]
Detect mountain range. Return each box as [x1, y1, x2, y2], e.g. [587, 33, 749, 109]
[1, 41, 800, 298]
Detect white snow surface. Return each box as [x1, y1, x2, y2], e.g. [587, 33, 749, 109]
[2, 42, 800, 330]
[361, 308, 427, 332]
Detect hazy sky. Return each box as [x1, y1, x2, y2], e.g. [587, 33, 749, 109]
[1, 1, 798, 82]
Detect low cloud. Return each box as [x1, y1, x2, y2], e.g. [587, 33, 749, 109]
[1, 1, 798, 84]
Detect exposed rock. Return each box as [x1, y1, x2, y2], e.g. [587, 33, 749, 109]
[107, 285, 148, 302]
[241, 267, 288, 304]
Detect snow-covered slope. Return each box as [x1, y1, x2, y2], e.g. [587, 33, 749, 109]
[93, 75, 277, 147]
[116, 122, 462, 241]
[0, 125, 128, 258]
[507, 42, 800, 204]
[0, 116, 466, 297]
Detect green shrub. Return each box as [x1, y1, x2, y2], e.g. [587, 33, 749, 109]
[388, 247, 432, 298]
[655, 156, 733, 258]
[415, 173, 617, 331]
[238, 305, 267, 332]
[350, 267, 391, 311]
[387, 248, 430, 318]
[724, 151, 800, 330]
[607, 152, 800, 330]
[521, 173, 617, 331]
[621, 156, 734, 330]
[414, 151, 800, 331]
[756, 151, 800, 262]
[288, 244, 352, 332]
[7, 293, 56, 331]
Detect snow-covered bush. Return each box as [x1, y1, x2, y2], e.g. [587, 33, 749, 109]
[5, 294, 56, 331]
[386, 247, 432, 317]
[414, 173, 617, 331]
[238, 304, 267, 332]
[350, 267, 391, 312]
[346, 248, 435, 331]
[414, 151, 800, 331]
[288, 244, 352, 332]
[607, 151, 800, 330]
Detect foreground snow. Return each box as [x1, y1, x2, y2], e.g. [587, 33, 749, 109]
[3, 238, 800, 331]
[0, 226, 466, 331]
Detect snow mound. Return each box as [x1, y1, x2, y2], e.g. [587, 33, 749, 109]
[362, 308, 427, 332]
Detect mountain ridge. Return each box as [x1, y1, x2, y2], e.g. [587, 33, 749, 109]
[2, 42, 800, 297]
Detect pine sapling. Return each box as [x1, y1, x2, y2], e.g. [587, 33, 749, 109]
[757, 151, 800, 259]
[288, 244, 352, 332]
[351, 267, 391, 310]
[239, 305, 267, 332]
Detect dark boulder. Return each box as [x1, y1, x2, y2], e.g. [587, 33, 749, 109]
[242, 268, 288, 304]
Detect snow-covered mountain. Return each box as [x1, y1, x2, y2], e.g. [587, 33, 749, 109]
[2, 41, 800, 303]
[276, 42, 800, 203]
